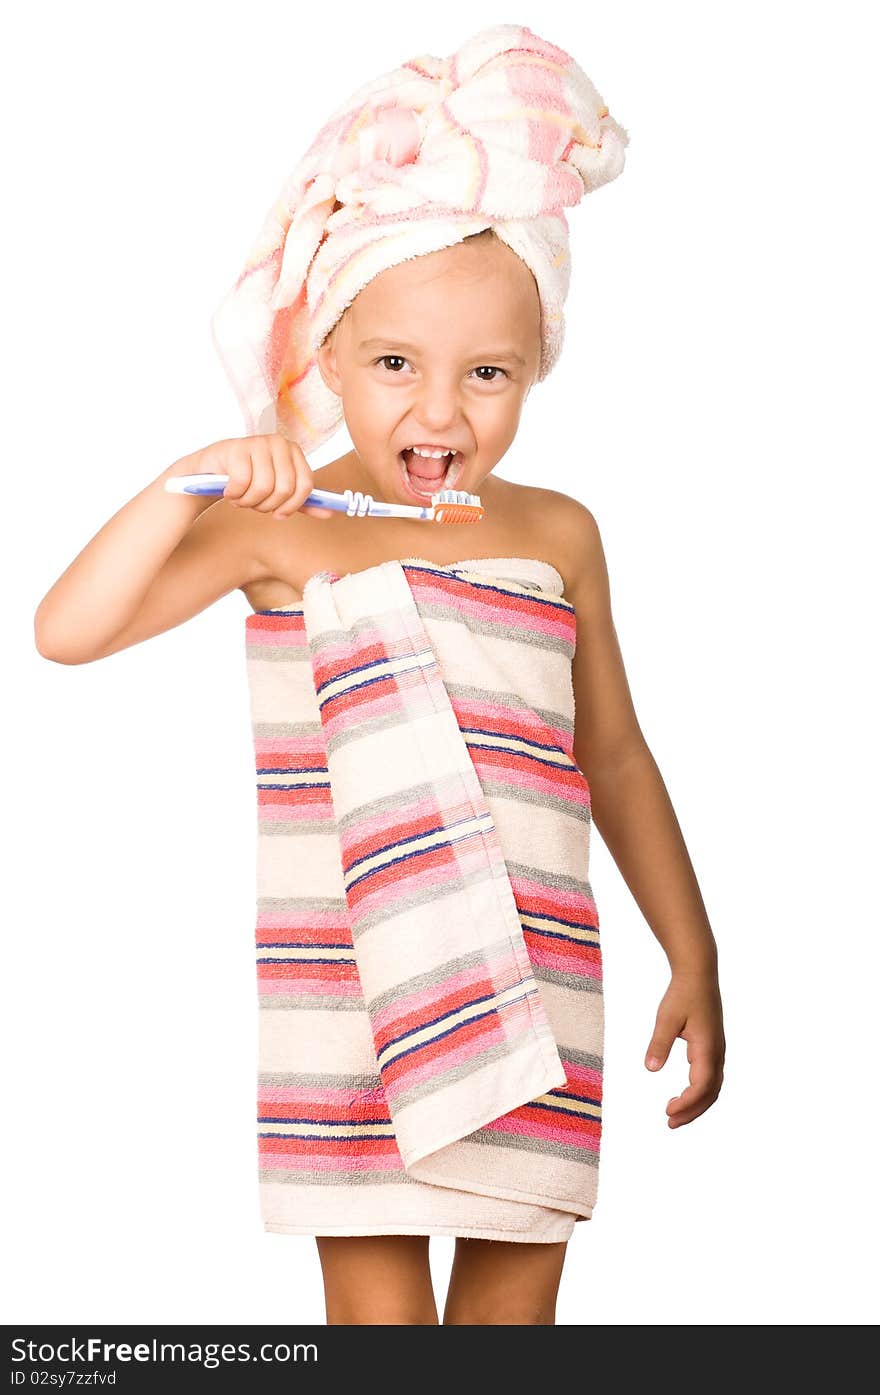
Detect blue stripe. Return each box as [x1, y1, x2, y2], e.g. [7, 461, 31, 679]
[460, 726, 573, 759]
[257, 780, 331, 791]
[259, 1116, 392, 1127]
[257, 956, 356, 966]
[513, 1097, 602, 1121]
[380, 985, 512, 1054]
[545, 1088, 602, 1109]
[523, 924, 600, 947]
[315, 649, 434, 702]
[344, 809, 493, 870]
[404, 563, 572, 613]
[343, 823, 492, 892]
[381, 987, 538, 1069]
[465, 739, 578, 774]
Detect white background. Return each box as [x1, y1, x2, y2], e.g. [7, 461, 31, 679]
[3, 1, 877, 1326]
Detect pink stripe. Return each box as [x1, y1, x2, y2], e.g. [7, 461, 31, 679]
[347, 837, 507, 920]
[257, 977, 360, 997]
[560, 1063, 603, 1096]
[409, 575, 575, 642]
[256, 911, 347, 932]
[483, 1114, 599, 1149]
[528, 945, 602, 980]
[371, 952, 523, 1034]
[260, 1085, 385, 1105]
[383, 1020, 509, 1101]
[383, 1006, 536, 1101]
[255, 735, 324, 755]
[512, 873, 599, 920]
[260, 1150, 403, 1172]
[247, 626, 307, 646]
[468, 755, 587, 804]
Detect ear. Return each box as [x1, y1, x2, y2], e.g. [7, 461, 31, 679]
[316, 325, 343, 397]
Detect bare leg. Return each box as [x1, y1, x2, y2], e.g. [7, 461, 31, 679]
[442, 1238, 569, 1325]
[315, 1235, 438, 1324]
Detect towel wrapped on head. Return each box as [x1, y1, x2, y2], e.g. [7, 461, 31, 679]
[211, 23, 629, 452]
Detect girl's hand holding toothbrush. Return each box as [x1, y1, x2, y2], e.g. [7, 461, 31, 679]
[169, 434, 334, 520]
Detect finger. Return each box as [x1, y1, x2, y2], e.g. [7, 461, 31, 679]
[254, 436, 298, 514]
[271, 440, 318, 518]
[299, 505, 335, 519]
[234, 439, 276, 509]
[219, 442, 252, 504]
[645, 1004, 684, 1072]
[666, 1044, 722, 1127]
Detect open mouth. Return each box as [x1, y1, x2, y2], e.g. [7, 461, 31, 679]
[398, 447, 464, 499]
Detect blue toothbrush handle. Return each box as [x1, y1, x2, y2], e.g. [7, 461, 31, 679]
[164, 473, 352, 507]
[162, 473, 480, 521]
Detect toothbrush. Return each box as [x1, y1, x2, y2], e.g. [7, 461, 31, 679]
[165, 474, 484, 524]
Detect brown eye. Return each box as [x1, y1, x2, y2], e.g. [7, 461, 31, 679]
[472, 366, 508, 382]
[377, 355, 408, 372]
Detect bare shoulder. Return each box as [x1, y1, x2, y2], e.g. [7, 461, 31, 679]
[510, 484, 605, 598]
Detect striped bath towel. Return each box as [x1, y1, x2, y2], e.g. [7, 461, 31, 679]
[244, 556, 603, 1243]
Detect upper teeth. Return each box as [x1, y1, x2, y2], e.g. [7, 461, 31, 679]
[408, 446, 455, 458]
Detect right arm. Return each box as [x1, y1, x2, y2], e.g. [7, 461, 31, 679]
[33, 434, 331, 665]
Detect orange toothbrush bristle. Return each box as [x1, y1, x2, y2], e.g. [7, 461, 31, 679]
[430, 491, 484, 524]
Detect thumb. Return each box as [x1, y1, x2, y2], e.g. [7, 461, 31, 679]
[645, 1007, 679, 1072]
[300, 505, 335, 519]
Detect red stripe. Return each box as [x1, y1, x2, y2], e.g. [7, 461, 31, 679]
[381, 1008, 504, 1087]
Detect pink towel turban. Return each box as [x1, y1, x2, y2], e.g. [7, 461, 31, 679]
[211, 23, 629, 453]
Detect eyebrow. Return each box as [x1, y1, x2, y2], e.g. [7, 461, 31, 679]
[358, 336, 527, 367]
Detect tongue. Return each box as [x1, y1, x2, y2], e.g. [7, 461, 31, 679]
[404, 448, 449, 481]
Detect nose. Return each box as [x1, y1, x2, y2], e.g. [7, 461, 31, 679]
[411, 373, 463, 435]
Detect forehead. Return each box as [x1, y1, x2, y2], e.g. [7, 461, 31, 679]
[347, 236, 538, 326]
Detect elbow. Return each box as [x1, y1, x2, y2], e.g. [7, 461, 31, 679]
[33, 606, 86, 665]
[34, 632, 81, 665]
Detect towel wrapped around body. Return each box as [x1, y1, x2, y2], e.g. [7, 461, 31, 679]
[244, 556, 603, 1243]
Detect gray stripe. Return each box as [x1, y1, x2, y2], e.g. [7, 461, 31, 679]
[258, 818, 336, 836]
[466, 1130, 599, 1167]
[388, 1026, 548, 1113]
[417, 599, 574, 658]
[442, 682, 574, 738]
[366, 936, 514, 1015]
[324, 705, 429, 757]
[349, 863, 500, 943]
[533, 965, 604, 995]
[479, 778, 590, 822]
[258, 895, 348, 914]
[557, 1046, 604, 1071]
[252, 720, 322, 738]
[505, 861, 595, 898]
[259, 1071, 384, 1089]
[308, 611, 403, 657]
[337, 774, 475, 832]
[260, 1169, 413, 1186]
[246, 644, 311, 663]
[258, 994, 365, 1012]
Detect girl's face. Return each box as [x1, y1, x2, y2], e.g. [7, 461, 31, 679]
[316, 233, 542, 504]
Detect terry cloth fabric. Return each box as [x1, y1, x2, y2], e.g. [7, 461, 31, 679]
[212, 23, 629, 452]
[244, 557, 604, 1243]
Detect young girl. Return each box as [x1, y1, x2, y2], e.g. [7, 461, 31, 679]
[34, 25, 725, 1325]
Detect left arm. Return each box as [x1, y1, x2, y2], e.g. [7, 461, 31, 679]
[550, 493, 726, 1128]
